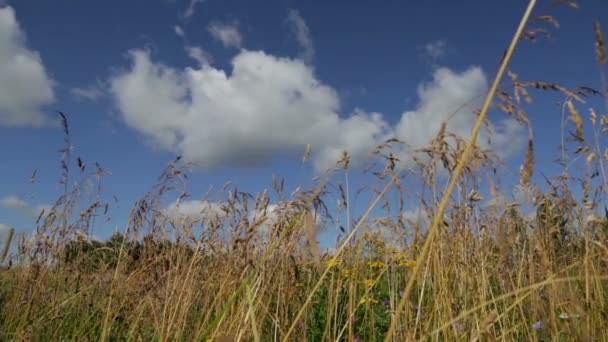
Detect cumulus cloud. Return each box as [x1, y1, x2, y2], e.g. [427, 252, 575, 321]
[286, 9, 315, 64]
[0, 6, 54, 127]
[163, 199, 227, 221]
[208, 21, 242, 48]
[109, 45, 525, 172]
[110, 49, 390, 171]
[248, 201, 326, 236]
[0, 196, 50, 218]
[395, 66, 525, 162]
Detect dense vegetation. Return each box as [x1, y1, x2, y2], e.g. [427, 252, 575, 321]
[1, 1, 608, 340]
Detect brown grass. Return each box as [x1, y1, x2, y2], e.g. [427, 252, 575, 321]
[1, 1, 608, 341]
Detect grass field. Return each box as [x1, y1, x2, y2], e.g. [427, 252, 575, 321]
[1, 1, 608, 341]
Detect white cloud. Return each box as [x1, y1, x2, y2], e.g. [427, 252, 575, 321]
[423, 40, 447, 61]
[182, 0, 205, 19]
[248, 201, 326, 236]
[395, 66, 525, 163]
[0, 6, 54, 127]
[208, 21, 242, 48]
[109, 46, 525, 172]
[163, 199, 226, 221]
[70, 81, 105, 101]
[286, 9, 315, 64]
[0, 196, 50, 218]
[0, 196, 28, 209]
[174, 25, 185, 37]
[110, 49, 389, 171]
[185, 46, 212, 66]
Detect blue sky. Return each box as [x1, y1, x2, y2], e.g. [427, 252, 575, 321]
[0, 0, 606, 246]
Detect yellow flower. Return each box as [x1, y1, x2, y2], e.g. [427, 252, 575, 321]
[325, 257, 340, 268]
[359, 297, 379, 305]
[360, 278, 375, 287]
[367, 260, 387, 268]
[342, 269, 351, 278]
[399, 260, 417, 268]
[295, 282, 304, 288]
[391, 251, 407, 261]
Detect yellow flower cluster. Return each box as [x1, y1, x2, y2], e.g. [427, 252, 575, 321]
[325, 257, 340, 268]
[342, 268, 352, 278]
[367, 260, 387, 268]
[386, 250, 417, 268]
[399, 260, 417, 268]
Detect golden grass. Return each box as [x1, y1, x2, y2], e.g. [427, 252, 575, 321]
[1, 1, 608, 341]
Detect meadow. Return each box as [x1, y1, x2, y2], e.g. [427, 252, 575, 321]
[1, 1, 608, 340]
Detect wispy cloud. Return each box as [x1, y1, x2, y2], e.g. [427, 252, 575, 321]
[286, 9, 315, 64]
[0, 196, 51, 218]
[182, 0, 206, 19]
[174, 25, 185, 37]
[70, 80, 105, 101]
[208, 21, 242, 48]
[422, 39, 447, 62]
[185, 46, 212, 66]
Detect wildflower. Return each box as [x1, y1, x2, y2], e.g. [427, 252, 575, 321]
[532, 320, 543, 330]
[295, 282, 304, 288]
[393, 251, 407, 259]
[383, 300, 391, 307]
[296, 320, 305, 329]
[342, 269, 351, 278]
[353, 338, 364, 342]
[367, 260, 387, 268]
[399, 260, 416, 268]
[399, 290, 404, 298]
[360, 278, 375, 287]
[325, 257, 340, 268]
[359, 297, 378, 305]
[453, 322, 463, 332]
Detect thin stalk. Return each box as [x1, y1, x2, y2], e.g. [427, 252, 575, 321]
[384, 1, 538, 340]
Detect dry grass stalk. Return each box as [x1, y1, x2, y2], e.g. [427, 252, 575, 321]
[595, 20, 606, 65]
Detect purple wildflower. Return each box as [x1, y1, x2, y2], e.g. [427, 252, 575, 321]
[296, 320, 305, 329]
[532, 320, 543, 330]
[353, 338, 364, 342]
[383, 300, 391, 307]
